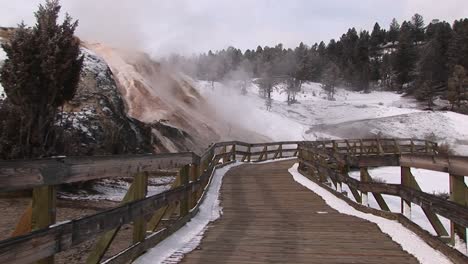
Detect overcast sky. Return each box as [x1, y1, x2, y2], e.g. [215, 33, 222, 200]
[1, 0, 467, 57]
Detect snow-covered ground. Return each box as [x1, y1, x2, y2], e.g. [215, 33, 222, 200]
[193, 80, 468, 155]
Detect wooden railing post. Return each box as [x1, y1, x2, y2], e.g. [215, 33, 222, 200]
[401, 167, 412, 219]
[298, 145, 304, 170]
[449, 173, 468, 246]
[231, 144, 236, 161]
[32, 186, 56, 264]
[279, 144, 283, 158]
[190, 164, 199, 208]
[247, 145, 251, 162]
[258, 146, 267, 161]
[222, 146, 228, 163]
[133, 172, 148, 244]
[360, 168, 369, 206]
[179, 165, 190, 217]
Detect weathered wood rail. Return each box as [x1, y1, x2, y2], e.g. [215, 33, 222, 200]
[0, 141, 299, 264]
[298, 139, 468, 263]
[0, 138, 467, 264]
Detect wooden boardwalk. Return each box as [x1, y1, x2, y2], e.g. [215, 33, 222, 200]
[180, 160, 419, 264]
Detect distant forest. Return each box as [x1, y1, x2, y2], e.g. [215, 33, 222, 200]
[168, 14, 468, 110]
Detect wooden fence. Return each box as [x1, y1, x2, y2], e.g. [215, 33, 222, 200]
[0, 141, 299, 264]
[0, 138, 467, 264]
[298, 138, 468, 260]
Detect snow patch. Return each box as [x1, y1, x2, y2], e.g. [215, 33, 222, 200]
[288, 163, 451, 264]
[58, 177, 175, 202]
[134, 162, 242, 264]
[0, 41, 6, 99]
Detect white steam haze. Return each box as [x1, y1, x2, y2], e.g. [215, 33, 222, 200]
[0, 0, 467, 57]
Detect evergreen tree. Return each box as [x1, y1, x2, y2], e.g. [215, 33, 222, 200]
[447, 65, 468, 109]
[357, 31, 371, 92]
[0, 0, 83, 157]
[294, 42, 310, 83]
[388, 18, 401, 44]
[321, 62, 341, 100]
[370, 22, 386, 56]
[393, 22, 417, 91]
[410, 13, 426, 43]
[448, 19, 468, 70]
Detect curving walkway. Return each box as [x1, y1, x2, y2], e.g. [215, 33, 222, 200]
[179, 160, 419, 264]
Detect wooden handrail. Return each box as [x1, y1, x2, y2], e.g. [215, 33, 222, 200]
[0, 138, 464, 264]
[0, 152, 195, 192]
[297, 139, 468, 261]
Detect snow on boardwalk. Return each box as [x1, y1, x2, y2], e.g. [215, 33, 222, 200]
[163, 159, 449, 264]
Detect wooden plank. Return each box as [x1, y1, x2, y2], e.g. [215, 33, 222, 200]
[133, 172, 149, 244]
[401, 167, 412, 219]
[450, 174, 467, 244]
[0, 153, 194, 192]
[273, 144, 282, 159]
[222, 146, 228, 163]
[400, 154, 468, 175]
[231, 145, 236, 161]
[257, 146, 268, 161]
[32, 186, 56, 264]
[366, 176, 390, 212]
[248, 141, 300, 147]
[241, 149, 297, 157]
[179, 165, 190, 217]
[371, 192, 391, 212]
[360, 168, 370, 206]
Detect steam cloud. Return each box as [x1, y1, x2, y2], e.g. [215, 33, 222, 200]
[0, 0, 467, 57]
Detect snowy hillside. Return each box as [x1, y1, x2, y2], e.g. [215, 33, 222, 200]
[193, 80, 468, 155]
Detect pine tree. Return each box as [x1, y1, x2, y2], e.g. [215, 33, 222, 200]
[294, 42, 310, 83]
[321, 62, 340, 100]
[393, 22, 417, 91]
[357, 31, 371, 92]
[411, 13, 426, 43]
[448, 19, 468, 70]
[0, 0, 83, 157]
[370, 23, 386, 56]
[388, 18, 401, 44]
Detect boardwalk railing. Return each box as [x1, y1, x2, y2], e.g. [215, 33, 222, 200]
[298, 139, 468, 262]
[0, 141, 299, 264]
[0, 139, 467, 264]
